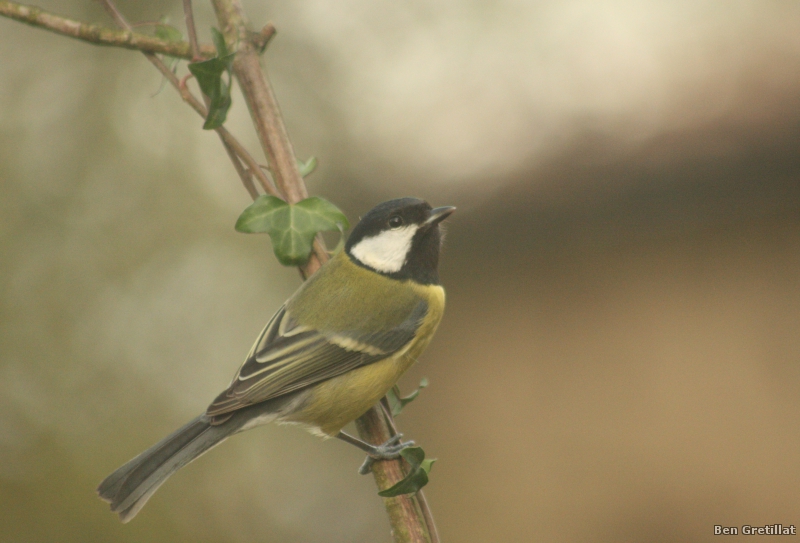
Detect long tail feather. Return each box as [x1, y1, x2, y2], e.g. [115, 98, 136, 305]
[97, 393, 303, 522]
[97, 414, 238, 523]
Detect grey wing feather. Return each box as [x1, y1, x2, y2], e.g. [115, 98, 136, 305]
[206, 300, 428, 417]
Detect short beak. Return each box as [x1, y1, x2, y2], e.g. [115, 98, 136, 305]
[424, 206, 456, 227]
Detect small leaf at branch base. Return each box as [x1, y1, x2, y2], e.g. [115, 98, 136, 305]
[297, 156, 318, 178]
[235, 196, 350, 266]
[377, 447, 436, 497]
[387, 377, 429, 416]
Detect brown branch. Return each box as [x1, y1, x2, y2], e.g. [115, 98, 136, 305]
[355, 409, 432, 543]
[251, 23, 276, 53]
[210, 1, 305, 203]
[182, 0, 201, 60]
[211, 0, 324, 278]
[381, 400, 440, 543]
[0, 1, 215, 59]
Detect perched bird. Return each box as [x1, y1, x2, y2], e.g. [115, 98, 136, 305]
[97, 197, 454, 522]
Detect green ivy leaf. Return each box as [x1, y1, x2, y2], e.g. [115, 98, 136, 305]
[297, 156, 318, 178]
[235, 196, 349, 266]
[377, 447, 436, 497]
[188, 27, 235, 129]
[204, 82, 232, 129]
[386, 378, 429, 416]
[188, 55, 233, 129]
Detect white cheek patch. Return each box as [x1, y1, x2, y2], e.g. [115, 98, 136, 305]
[350, 225, 418, 273]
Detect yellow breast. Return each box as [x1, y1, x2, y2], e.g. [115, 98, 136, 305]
[285, 282, 445, 436]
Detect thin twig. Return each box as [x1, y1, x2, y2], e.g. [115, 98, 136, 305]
[218, 129, 279, 197]
[97, 0, 127, 28]
[221, 142, 259, 200]
[380, 397, 398, 435]
[155, 54, 275, 198]
[182, 0, 201, 61]
[251, 23, 276, 53]
[180, 0, 256, 201]
[179, 0, 277, 198]
[415, 490, 440, 543]
[0, 1, 215, 58]
[96, 0, 275, 200]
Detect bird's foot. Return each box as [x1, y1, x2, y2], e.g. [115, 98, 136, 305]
[335, 431, 415, 474]
[358, 433, 415, 475]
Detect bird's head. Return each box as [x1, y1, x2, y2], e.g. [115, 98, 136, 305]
[345, 198, 455, 285]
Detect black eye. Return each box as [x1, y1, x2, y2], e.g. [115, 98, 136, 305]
[388, 215, 404, 229]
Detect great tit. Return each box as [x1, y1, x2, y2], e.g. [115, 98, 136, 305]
[97, 197, 455, 522]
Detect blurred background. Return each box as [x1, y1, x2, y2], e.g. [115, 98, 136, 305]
[1, 1, 799, 541]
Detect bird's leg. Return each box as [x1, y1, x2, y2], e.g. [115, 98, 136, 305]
[335, 431, 415, 474]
